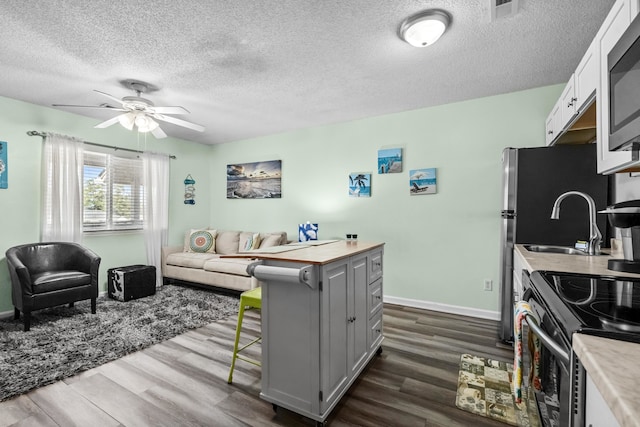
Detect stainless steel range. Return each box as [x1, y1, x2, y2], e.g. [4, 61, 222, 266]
[523, 270, 640, 427]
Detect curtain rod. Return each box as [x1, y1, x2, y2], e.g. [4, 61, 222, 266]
[26, 131, 177, 159]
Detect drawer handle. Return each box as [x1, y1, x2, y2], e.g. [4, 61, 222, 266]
[375, 295, 382, 300]
[347, 316, 357, 323]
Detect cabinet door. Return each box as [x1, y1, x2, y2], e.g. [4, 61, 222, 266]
[321, 261, 349, 411]
[349, 254, 369, 376]
[560, 75, 577, 128]
[575, 40, 599, 112]
[597, 0, 640, 173]
[546, 99, 562, 146]
[585, 374, 621, 427]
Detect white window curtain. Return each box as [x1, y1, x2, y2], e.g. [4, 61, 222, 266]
[41, 132, 84, 242]
[142, 152, 170, 288]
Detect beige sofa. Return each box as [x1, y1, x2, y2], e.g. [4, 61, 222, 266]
[162, 229, 288, 292]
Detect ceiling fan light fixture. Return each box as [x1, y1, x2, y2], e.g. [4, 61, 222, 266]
[118, 112, 136, 131]
[134, 114, 159, 133]
[399, 10, 450, 47]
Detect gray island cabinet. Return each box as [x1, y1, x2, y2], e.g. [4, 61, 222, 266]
[245, 241, 384, 426]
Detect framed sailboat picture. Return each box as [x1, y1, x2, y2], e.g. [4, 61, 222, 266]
[409, 168, 437, 195]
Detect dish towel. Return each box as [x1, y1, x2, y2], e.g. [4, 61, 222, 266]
[513, 300, 541, 403]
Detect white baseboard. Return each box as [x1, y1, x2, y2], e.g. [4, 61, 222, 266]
[384, 295, 501, 321]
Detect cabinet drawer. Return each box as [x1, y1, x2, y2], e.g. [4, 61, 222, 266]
[368, 310, 383, 352]
[369, 250, 383, 283]
[368, 278, 383, 318]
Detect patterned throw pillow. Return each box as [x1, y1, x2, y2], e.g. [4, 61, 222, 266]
[243, 233, 261, 251]
[188, 229, 217, 253]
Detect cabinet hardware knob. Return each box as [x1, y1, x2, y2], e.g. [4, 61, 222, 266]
[375, 295, 381, 300]
[547, 130, 553, 135]
[376, 329, 381, 333]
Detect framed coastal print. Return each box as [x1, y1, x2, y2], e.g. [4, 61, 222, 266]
[0, 141, 7, 189]
[378, 148, 402, 174]
[349, 173, 371, 197]
[227, 160, 282, 199]
[409, 168, 437, 195]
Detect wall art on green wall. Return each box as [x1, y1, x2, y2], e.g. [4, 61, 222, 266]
[410, 168, 437, 195]
[378, 147, 402, 173]
[0, 141, 7, 189]
[349, 173, 371, 197]
[227, 160, 282, 199]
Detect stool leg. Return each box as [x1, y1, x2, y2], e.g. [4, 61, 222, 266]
[228, 303, 246, 384]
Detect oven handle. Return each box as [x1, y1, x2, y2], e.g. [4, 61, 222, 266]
[524, 313, 570, 366]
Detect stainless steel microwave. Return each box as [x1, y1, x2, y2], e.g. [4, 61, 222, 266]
[609, 12, 640, 152]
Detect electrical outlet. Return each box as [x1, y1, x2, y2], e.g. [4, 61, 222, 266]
[483, 279, 493, 291]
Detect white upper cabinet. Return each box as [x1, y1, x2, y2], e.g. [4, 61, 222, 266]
[597, 0, 640, 173]
[560, 75, 578, 129]
[545, 98, 562, 146]
[575, 39, 599, 112]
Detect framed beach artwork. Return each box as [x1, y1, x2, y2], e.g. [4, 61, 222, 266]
[227, 160, 282, 199]
[0, 141, 7, 189]
[378, 148, 402, 174]
[349, 173, 371, 197]
[409, 168, 437, 195]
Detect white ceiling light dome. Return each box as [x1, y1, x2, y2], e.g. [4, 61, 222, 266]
[399, 10, 451, 47]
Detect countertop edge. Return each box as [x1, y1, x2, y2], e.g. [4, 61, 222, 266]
[573, 334, 640, 427]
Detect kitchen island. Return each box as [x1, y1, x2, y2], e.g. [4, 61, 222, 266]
[232, 240, 384, 426]
[514, 244, 640, 427]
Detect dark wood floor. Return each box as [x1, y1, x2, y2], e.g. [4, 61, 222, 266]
[0, 303, 515, 427]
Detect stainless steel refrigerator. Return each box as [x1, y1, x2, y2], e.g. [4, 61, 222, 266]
[499, 144, 610, 342]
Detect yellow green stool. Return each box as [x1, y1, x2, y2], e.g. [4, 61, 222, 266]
[227, 287, 262, 384]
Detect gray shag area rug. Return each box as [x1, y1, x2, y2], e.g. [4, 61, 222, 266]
[0, 284, 239, 402]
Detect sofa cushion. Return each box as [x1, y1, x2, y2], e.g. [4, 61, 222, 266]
[188, 229, 218, 253]
[166, 252, 220, 269]
[260, 232, 285, 248]
[215, 231, 241, 255]
[203, 258, 254, 276]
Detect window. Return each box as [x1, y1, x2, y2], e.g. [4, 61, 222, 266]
[83, 151, 144, 232]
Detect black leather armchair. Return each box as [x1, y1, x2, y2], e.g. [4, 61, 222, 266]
[5, 242, 101, 331]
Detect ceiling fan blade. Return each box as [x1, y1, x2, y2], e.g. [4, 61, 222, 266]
[151, 126, 167, 139]
[52, 103, 127, 111]
[153, 114, 205, 132]
[151, 106, 190, 115]
[94, 114, 127, 129]
[93, 90, 125, 106]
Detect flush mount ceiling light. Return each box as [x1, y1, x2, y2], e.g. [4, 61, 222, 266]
[399, 10, 450, 47]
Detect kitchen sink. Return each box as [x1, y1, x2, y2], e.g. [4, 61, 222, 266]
[523, 244, 604, 256]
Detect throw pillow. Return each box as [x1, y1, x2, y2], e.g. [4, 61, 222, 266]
[243, 232, 261, 251]
[188, 229, 217, 253]
[259, 233, 283, 249]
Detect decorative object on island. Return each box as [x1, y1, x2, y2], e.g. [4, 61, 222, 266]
[0, 141, 6, 189]
[378, 147, 402, 173]
[183, 174, 195, 205]
[349, 173, 371, 197]
[299, 222, 318, 242]
[227, 160, 282, 199]
[409, 167, 437, 195]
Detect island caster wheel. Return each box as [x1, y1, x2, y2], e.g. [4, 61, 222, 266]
[272, 404, 278, 414]
[376, 346, 383, 356]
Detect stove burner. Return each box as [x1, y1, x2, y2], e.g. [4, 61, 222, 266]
[600, 317, 640, 333]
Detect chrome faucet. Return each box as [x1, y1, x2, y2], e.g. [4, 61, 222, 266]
[550, 191, 602, 255]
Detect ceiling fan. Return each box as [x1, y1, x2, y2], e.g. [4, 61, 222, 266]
[52, 80, 205, 139]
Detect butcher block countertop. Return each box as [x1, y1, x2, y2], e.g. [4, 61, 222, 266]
[514, 244, 640, 426]
[223, 240, 384, 265]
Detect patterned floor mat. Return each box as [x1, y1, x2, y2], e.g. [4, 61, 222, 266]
[455, 353, 542, 427]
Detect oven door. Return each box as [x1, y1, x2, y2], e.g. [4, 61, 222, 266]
[521, 286, 584, 427]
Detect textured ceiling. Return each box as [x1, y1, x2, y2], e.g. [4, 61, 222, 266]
[0, 0, 615, 145]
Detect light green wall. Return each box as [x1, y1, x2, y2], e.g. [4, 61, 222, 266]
[0, 84, 563, 315]
[0, 95, 212, 313]
[207, 84, 564, 313]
